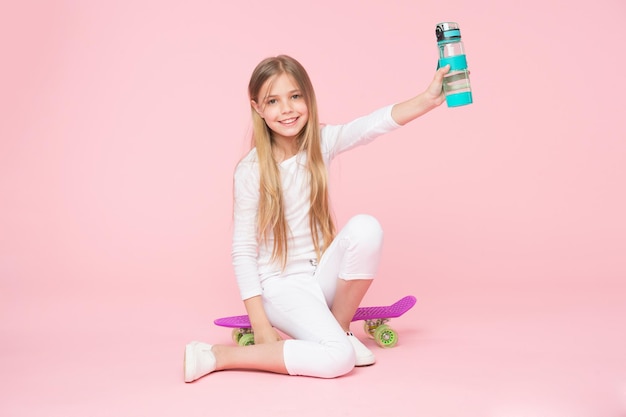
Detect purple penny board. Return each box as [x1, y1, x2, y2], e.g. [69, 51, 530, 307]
[214, 295, 417, 329]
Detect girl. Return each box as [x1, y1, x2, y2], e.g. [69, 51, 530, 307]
[185, 55, 449, 381]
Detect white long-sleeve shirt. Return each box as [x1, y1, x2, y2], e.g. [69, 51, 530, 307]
[231, 104, 400, 300]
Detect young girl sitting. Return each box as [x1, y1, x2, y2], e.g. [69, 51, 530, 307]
[185, 55, 449, 381]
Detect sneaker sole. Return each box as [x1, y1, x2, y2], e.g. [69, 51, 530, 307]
[355, 356, 376, 367]
[184, 341, 199, 382]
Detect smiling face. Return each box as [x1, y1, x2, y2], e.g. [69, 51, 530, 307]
[252, 72, 309, 145]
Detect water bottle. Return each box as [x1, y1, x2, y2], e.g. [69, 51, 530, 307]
[436, 22, 473, 107]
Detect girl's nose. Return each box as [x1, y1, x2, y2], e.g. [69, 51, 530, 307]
[280, 100, 293, 113]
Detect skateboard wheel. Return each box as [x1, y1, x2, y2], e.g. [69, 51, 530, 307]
[231, 329, 243, 344]
[238, 332, 255, 346]
[363, 319, 387, 339]
[363, 321, 377, 339]
[232, 328, 254, 344]
[374, 324, 398, 348]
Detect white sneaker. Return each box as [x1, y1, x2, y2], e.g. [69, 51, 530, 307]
[184, 341, 216, 382]
[347, 332, 376, 366]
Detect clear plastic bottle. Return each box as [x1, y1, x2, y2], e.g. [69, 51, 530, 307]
[436, 22, 473, 107]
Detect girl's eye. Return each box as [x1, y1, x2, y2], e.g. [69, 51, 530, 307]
[291, 94, 301, 100]
[267, 99, 277, 105]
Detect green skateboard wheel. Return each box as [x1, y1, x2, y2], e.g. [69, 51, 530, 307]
[374, 324, 398, 348]
[231, 328, 243, 344]
[238, 332, 255, 346]
[363, 321, 376, 339]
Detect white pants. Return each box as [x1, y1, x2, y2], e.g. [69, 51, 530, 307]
[260, 214, 384, 378]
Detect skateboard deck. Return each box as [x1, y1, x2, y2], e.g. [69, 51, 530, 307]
[214, 295, 416, 348]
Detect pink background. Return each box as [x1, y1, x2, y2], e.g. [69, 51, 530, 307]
[2, 1, 625, 416]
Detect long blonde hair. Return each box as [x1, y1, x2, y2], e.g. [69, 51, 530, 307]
[248, 55, 335, 268]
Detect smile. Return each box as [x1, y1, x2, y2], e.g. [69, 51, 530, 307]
[280, 117, 298, 125]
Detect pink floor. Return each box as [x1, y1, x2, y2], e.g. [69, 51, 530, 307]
[2, 275, 624, 417]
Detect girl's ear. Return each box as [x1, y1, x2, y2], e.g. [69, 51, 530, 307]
[251, 100, 264, 118]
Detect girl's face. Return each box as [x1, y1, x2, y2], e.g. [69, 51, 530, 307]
[252, 73, 309, 143]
